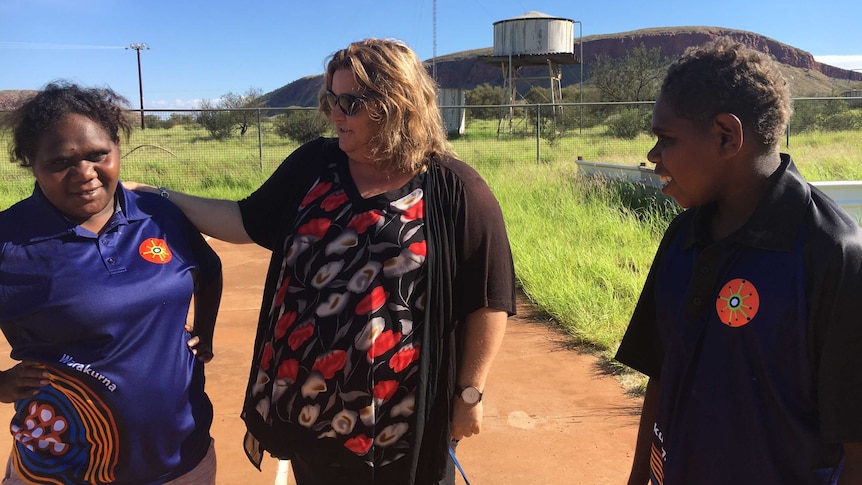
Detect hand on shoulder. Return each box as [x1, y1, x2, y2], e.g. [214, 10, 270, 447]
[122, 181, 158, 194]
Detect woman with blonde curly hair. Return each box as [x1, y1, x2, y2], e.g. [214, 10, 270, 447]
[319, 38, 454, 175]
[129, 38, 515, 485]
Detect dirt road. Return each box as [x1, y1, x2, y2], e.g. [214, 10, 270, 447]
[0, 241, 642, 484]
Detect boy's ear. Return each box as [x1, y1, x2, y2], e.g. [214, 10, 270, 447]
[713, 113, 743, 158]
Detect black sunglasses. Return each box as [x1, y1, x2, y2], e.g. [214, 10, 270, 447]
[325, 89, 366, 116]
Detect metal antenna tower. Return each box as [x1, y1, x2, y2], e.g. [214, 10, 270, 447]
[432, 0, 437, 81]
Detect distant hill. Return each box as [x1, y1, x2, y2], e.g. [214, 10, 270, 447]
[3, 27, 857, 111]
[0, 90, 36, 110]
[263, 26, 862, 107]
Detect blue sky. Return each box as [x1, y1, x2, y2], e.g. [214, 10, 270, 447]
[2, 0, 860, 109]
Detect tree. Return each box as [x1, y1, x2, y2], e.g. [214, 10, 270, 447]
[589, 43, 670, 102]
[221, 88, 265, 136]
[465, 83, 504, 120]
[197, 87, 265, 140]
[197, 99, 235, 140]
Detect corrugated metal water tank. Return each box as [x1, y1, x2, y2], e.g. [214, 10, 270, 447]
[493, 11, 575, 57]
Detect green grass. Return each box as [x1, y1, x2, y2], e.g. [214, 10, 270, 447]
[479, 164, 676, 387]
[2, 120, 861, 391]
[504, 177, 659, 351]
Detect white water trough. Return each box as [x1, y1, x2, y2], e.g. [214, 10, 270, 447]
[575, 159, 862, 224]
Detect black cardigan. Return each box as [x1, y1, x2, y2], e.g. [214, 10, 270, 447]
[238, 137, 515, 484]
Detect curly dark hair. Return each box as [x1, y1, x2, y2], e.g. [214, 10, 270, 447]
[5, 80, 131, 167]
[660, 37, 793, 149]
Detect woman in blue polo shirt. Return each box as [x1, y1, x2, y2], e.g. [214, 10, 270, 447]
[0, 82, 222, 484]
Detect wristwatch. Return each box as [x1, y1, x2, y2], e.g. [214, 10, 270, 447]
[457, 385, 483, 404]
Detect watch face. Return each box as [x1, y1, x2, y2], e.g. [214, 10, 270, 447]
[461, 386, 482, 404]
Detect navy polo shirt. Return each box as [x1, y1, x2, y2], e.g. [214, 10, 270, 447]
[0, 183, 220, 484]
[616, 155, 862, 484]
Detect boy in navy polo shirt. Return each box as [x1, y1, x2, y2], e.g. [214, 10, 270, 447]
[615, 38, 862, 484]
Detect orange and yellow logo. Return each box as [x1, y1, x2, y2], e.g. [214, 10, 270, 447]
[715, 278, 760, 327]
[138, 238, 172, 264]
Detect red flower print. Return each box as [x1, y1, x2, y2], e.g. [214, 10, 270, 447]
[275, 311, 298, 340]
[300, 181, 333, 207]
[138, 238, 173, 264]
[389, 345, 420, 373]
[297, 218, 331, 239]
[373, 380, 398, 402]
[408, 241, 427, 258]
[401, 199, 424, 221]
[347, 210, 382, 234]
[344, 434, 373, 455]
[277, 359, 299, 383]
[369, 330, 402, 360]
[356, 286, 388, 315]
[274, 276, 291, 308]
[288, 321, 315, 351]
[321, 191, 349, 211]
[716, 278, 761, 327]
[260, 342, 274, 371]
[312, 349, 348, 379]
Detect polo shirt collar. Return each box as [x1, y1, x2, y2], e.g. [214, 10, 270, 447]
[685, 154, 807, 252]
[114, 182, 151, 223]
[23, 184, 78, 241]
[24, 182, 149, 242]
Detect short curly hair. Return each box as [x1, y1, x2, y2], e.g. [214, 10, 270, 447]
[660, 37, 793, 149]
[5, 80, 131, 168]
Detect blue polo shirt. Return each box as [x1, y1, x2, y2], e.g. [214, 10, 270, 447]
[0, 183, 220, 484]
[616, 155, 862, 484]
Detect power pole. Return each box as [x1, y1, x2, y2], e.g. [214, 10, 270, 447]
[127, 43, 149, 129]
[432, 0, 437, 81]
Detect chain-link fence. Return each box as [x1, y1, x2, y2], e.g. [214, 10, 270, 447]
[2, 98, 861, 205]
[99, 96, 862, 169]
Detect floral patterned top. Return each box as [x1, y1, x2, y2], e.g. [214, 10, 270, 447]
[239, 137, 517, 483]
[249, 158, 427, 470]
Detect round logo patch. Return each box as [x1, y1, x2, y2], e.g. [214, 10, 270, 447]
[715, 278, 759, 327]
[138, 238, 172, 264]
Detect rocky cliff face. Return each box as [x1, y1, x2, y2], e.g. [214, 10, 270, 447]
[0, 90, 37, 110]
[586, 27, 819, 69]
[264, 26, 860, 107]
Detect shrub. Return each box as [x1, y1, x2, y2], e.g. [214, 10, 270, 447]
[606, 108, 651, 139]
[197, 109, 235, 140]
[168, 113, 196, 127]
[465, 83, 505, 120]
[275, 110, 328, 144]
[819, 109, 862, 132]
[790, 100, 819, 133]
[143, 115, 169, 129]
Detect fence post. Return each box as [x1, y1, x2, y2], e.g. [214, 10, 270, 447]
[258, 109, 264, 171]
[535, 104, 541, 165]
